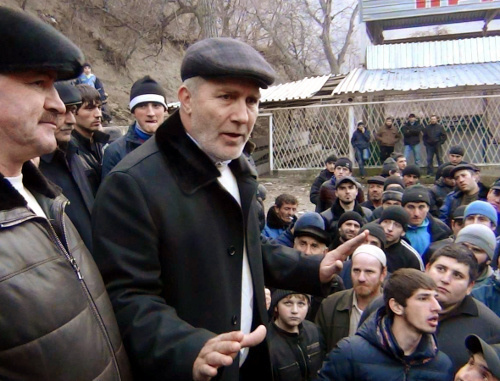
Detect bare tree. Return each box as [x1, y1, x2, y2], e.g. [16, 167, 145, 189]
[304, 0, 359, 74]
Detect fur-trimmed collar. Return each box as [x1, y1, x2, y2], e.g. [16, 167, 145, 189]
[0, 161, 60, 211]
[154, 110, 257, 195]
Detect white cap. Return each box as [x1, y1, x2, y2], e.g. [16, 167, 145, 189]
[352, 244, 387, 267]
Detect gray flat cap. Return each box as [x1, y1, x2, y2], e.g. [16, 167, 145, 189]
[0, 6, 84, 80]
[181, 38, 276, 88]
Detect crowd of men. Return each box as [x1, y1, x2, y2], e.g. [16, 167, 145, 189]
[1, 5, 500, 381]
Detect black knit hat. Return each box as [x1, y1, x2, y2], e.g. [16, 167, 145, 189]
[335, 157, 353, 170]
[325, 154, 337, 164]
[270, 289, 309, 314]
[402, 165, 421, 178]
[359, 222, 387, 248]
[384, 176, 405, 190]
[0, 7, 84, 80]
[129, 75, 167, 112]
[55, 82, 82, 106]
[402, 185, 430, 206]
[181, 37, 276, 89]
[379, 206, 409, 231]
[449, 145, 465, 156]
[337, 211, 363, 229]
[382, 190, 403, 203]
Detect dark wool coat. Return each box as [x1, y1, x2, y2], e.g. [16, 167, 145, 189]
[92, 110, 326, 381]
[39, 143, 94, 251]
[0, 162, 131, 380]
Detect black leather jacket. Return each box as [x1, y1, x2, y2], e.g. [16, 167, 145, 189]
[0, 162, 131, 380]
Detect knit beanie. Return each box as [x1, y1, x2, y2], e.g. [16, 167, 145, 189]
[335, 157, 352, 170]
[270, 289, 309, 313]
[402, 165, 421, 178]
[464, 200, 498, 226]
[456, 224, 496, 260]
[382, 190, 403, 203]
[379, 206, 409, 231]
[294, 212, 330, 245]
[325, 154, 337, 164]
[337, 211, 364, 229]
[360, 222, 387, 248]
[402, 185, 430, 206]
[384, 176, 405, 190]
[352, 244, 387, 267]
[381, 157, 398, 177]
[449, 145, 465, 156]
[129, 75, 167, 112]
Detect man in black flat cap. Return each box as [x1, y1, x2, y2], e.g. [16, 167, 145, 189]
[39, 81, 95, 251]
[92, 37, 368, 381]
[0, 6, 130, 380]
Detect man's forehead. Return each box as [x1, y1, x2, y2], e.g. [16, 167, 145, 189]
[204, 77, 260, 96]
[432, 256, 469, 272]
[1, 69, 57, 81]
[411, 288, 438, 298]
[342, 220, 360, 227]
[405, 202, 428, 207]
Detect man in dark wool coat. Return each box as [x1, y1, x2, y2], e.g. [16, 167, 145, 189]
[92, 37, 368, 381]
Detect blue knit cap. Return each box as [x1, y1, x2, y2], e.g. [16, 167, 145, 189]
[464, 200, 498, 226]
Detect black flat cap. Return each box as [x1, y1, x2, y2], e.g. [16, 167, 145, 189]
[55, 82, 81, 106]
[0, 7, 84, 80]
[450, 163, 479, 177]
[367, 176, 385, 185]
[181, 38, 276, 88]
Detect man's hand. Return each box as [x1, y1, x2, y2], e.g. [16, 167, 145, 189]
[319, 230, 369, 283]
[193, 325, 267, 381]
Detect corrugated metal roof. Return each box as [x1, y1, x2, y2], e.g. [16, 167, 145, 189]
[333, 62, 500, 95]
[260, 75, 331, 102]
[367, 36, 500, 70]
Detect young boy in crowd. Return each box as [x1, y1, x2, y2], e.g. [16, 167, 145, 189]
[268, 290, 325, 381]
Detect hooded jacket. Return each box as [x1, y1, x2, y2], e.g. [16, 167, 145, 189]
[0, 162, 131, 380]
[316, 307, 453, 381]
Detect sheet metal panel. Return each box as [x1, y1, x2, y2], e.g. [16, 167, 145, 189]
[360, 0, 500, 22]
[259, 75, 331, 102]
[367, 36, 500, 69]
[333, 62, 500, 94]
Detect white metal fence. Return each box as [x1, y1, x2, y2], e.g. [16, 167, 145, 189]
[261, 93, 500, 170]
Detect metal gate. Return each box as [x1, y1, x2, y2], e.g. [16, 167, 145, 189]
[260, 94, 500, 171]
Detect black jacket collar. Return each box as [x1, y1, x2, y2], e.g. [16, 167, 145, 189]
[0, 161, 60, 210]
[155, 110, 257, 195]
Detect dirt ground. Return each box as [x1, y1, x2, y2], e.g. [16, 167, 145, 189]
[258, 171, 319, 217]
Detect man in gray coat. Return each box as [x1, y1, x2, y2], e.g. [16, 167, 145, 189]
[92, 38, 367, 381]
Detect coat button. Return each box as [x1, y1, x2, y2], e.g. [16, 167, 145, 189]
[227, 246, 236, 256]
[231, 315, 238, 325]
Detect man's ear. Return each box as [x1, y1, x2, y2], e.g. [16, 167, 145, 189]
[178, 85, 192, 114]
[388, 298, 404, 316]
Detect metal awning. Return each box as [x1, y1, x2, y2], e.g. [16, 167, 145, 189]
[333, 62, 500, 96]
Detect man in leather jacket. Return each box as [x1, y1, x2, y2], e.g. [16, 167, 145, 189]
[0, 7, 130, 380]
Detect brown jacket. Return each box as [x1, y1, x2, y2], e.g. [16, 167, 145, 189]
[375, 124, 401, 147]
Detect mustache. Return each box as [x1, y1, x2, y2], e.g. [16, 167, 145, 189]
[40, 111, 62, 124]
